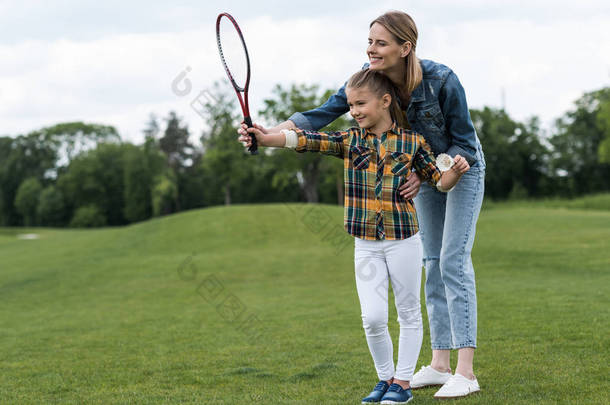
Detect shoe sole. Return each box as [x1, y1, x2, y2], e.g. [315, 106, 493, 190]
[380, 397, 413, 404]
[434, 390, 480, 400]
[411, 383, 444, 390]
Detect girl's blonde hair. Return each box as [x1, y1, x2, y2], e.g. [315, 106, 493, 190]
[370, 10, 422, 99]
[346, 69, 406, 128]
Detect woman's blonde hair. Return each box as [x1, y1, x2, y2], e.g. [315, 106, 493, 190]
[346, 69, 406, 128]
[370, 11, 422, 98]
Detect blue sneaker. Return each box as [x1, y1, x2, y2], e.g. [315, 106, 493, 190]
[380, 383, 413, 404]
[362, 380, 390, 403]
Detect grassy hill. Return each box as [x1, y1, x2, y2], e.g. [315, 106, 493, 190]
[1, 202, 609, 404]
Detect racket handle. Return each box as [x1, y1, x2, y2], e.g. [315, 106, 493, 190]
[244, 116, 258, 155]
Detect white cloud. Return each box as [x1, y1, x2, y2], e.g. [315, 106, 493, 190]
[419, 15, 610, 124]
[0, 0, 609, 143]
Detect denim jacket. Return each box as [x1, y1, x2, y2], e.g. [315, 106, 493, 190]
[288, 59, 481, 165]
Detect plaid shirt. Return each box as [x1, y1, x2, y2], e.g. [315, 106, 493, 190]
[294, 123, 442, 240]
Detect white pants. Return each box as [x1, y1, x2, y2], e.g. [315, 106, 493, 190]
[354, 233, 423, 381]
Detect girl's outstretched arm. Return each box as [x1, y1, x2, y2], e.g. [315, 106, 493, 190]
[238, 126, 349, 158]
[238, 124, 287, 148]
[237, 120, 297, 140]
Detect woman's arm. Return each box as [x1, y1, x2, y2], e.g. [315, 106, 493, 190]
[236, 84, 348, 137]
[398, 172, 422, 200]
[288, 84, 350, 131]
[439, 71, 478, 166]
[239, 63, 370, 136]
[271, 63, 369, 132]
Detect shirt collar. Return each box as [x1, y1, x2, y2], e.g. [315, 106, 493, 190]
[360, 121, 400, 139]
[387, 121, 400, 134]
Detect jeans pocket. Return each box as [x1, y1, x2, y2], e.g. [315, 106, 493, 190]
[473, 143, 486, 170]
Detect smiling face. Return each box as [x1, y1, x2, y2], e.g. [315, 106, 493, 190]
[367, 22, 411, 72]
[346, 86, 392, 132]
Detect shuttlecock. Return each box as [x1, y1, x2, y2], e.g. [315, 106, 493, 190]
[436, 153, 454, 172]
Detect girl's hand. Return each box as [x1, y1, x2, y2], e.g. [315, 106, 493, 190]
[238, 126, 266, 149]
[238, 122, 268, 137]
[451, 155, 470, 174]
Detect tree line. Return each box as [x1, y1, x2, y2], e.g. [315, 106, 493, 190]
[1, 82, 609, 228]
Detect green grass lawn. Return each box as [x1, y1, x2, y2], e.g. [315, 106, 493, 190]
[1, 202, 609, 404]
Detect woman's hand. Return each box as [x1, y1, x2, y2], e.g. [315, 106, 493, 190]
[451, 155, 470, 174]
[399, 172, 423, 200]
[238, 124, 267, 149]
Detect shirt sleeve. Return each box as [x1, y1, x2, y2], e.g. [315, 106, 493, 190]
[413, 135, 442, 186]
[439, 71, 478, 165]
[293, 128, 350, 158]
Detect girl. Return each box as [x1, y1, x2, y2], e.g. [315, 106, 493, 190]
[239, 10, 485, 399]
[238, 69, 470, 404]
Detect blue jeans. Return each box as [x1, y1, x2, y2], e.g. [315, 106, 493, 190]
[414, 145, 485, 349]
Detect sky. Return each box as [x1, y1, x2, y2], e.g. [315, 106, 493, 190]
[1, 0, 609, 143]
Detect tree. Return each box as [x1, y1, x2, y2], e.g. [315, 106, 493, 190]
[508, 116, 551, 198]
[70, 205, 107, 228]
[595, 89, 610, 163]
[57, 143, 127, 226]
[159, 112, 195, 171]
[152, 172, 178, 216]
[35, 121, 121, 172]
[0, 123, 120, 226]
[143, 114, 161, 143]
[14, 178, 43, 226]
[0, 137, 14, 225]
[37, 186, 66, 227]
[0, 133, 56, 225]
[471, 107, 550, 199]
[157, 112, 198, 212]
[200, 81, 256, 205]
[123, 144, 153, 222]
[549, 87, 610, 196]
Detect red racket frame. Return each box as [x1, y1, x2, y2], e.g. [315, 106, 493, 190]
[216, 13, 257, 154]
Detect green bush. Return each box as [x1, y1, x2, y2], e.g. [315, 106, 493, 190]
[69, 205, 107, 228]
[482, 193, 610, 211]
[561, 193, 610, 210]
[37, 185, 66, 226]
[152, 173, 177, 217]
[14, 177, 43, 226]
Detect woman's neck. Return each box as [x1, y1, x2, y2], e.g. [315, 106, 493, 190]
[382, 63, 410, 106]
[383, 62, 407, 88]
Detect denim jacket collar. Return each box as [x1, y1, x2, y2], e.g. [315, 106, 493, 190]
[410, 81, 425, 103]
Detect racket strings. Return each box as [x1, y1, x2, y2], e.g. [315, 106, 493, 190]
[217, 16, 249, 92]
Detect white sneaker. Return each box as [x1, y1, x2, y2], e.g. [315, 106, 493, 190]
[410, 365, 452, 389]
[433, 373, 480, 399]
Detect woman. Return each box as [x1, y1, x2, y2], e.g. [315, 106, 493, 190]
[239, 10, 485, 400]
